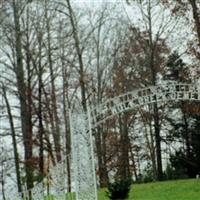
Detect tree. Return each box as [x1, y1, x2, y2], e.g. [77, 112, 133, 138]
[66, 0, 87, 111]
[161, 0, 200, 60]
[164, 51, 200, 178]
[44, 0, 61, 163]
[164, 51, 187, 82]
[169, 109, 200, 178]
[1, 84, 22, 194]
[12, 0, 33, 193]
[125, 0, 179, 180]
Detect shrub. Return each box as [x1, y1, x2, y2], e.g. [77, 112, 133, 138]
[142, 162, 155, 183]
[106, 177, 132, 200]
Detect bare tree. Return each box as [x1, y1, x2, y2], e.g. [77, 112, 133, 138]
[12, 0, 33, 192]
[65, 0, 87, 111]
[1, 84, 22, 194]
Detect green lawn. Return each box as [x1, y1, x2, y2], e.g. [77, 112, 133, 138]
[98, 179, 200, 200]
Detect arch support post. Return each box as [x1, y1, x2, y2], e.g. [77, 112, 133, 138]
[70, 107, 98, 200]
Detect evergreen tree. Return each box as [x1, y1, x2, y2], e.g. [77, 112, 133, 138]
[165, 52, 200, 178]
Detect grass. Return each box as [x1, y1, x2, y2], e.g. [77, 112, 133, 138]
[14, 179, 199, 200]
[98, 179, 200, 200]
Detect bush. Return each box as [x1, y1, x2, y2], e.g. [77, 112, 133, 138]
[106, 177, 132, 200]
[142, 163, 155, 183]
[143, 174, 154, 183]
[163, 163, 189, 180]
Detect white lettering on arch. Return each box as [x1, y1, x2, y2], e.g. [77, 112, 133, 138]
[90, 82, 200, 127]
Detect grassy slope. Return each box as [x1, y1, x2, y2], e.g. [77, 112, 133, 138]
[98, 179, 200, 200]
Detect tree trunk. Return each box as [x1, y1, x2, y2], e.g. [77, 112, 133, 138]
[38, 32, 44, 175]
[153, 104, 163, 180]
[147, 0, 163, 180]
[12, 0, 33, 193]
[102, 128, 109, 185]
[61, 53, 71, 192]
[182, 104, 191, 159]
[189, 0, 200, 46]
[45, 0, 61, 162]
[66, 0, 87, 111]
[1, 165, 6, 200]
[2, 85, 22, 194]
[129, 148, 138, 181]
[118, 114, 130, 179]
[25, 5, 34, 190]
[95, 126, 106, 187]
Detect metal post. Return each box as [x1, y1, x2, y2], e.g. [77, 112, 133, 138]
[87, 104, 98, 200]
[69, 109, 78, 200]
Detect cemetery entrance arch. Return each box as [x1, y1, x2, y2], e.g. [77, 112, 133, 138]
[70, 81, 200, 200]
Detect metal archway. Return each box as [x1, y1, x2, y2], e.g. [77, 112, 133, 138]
[70, 81, 200, 200]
